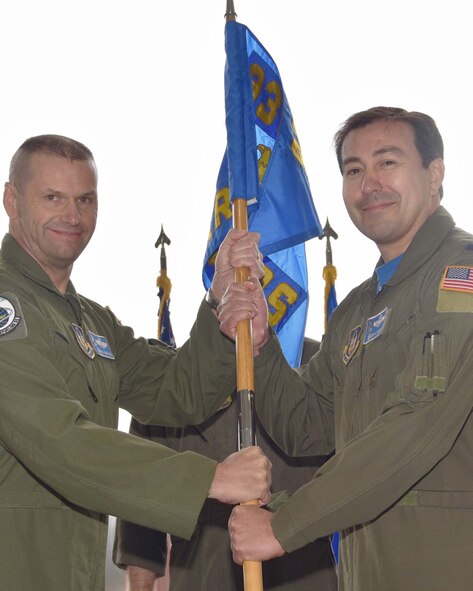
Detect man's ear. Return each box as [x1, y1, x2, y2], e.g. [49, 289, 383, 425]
[3, 182, 18, 219]
[428, 158, 445, 197]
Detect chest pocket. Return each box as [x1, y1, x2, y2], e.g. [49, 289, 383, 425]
[397, 330, 448, 408]
[335, 307, 419, 442]
[367, 310, 417, 389]
[52, 328, 120, 427]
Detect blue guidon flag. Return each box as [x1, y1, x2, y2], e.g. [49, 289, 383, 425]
[158, 286, 176, 348]
[203, 19, 322, 367]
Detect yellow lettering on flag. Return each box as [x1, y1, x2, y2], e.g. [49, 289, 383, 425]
[291, 120, 305, 168]
[214, 187, 232, 230]
[268, 283, 298, 326]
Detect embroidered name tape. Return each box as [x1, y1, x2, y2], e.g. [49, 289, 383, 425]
[363, 307, 389, 345]
[88, 331, 115, 360]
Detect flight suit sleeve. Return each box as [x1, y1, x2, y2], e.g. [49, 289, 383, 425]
[265, 309, 473, 552]
[113, 420, 177, 572]
[253, 330, 336, 457]
[0, 297, 229, 541]
[114, 300, 238, 427]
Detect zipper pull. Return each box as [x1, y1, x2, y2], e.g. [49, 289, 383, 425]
[88, 386, 98, 403]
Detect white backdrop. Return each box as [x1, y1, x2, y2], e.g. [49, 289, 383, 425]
[1, 1, 472, 588]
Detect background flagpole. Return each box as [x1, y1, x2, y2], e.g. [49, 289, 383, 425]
[319, 219, 340, 563]
[319, 219, 338, 332]
[225, 3, 264, 590]
[154, 226, 175, 590]
[155, 225, 172, 340]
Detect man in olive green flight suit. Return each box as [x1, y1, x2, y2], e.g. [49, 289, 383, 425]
[0, 134, 271, 591]
[113, 338, 337, 591]
[221, 107, 473, 591]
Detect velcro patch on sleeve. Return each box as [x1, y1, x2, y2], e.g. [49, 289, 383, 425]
[0, 293, 27, 340]
[437, 266, 473, 312]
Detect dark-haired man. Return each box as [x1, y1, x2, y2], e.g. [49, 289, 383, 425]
[221, 107, 473, 590]
[0, 134, 271, 591]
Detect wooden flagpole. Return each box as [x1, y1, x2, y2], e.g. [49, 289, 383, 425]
[225, 2, 264, 590]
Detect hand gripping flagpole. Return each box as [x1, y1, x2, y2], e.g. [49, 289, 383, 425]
[225, 2, 264, 590]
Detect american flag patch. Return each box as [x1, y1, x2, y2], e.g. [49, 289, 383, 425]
[440, 266, 473, 293]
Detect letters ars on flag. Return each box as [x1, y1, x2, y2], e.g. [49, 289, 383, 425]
[203, 20, 322, 367]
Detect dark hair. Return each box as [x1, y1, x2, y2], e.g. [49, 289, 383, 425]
[334, 106, 444, 197]
[9, 134, 95, 188]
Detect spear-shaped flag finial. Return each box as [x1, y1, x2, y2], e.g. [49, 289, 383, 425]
[155, 226, 175, 345]
[319, 218, 338, 331]
[319, 218, 338, 266]
[155, 225, 171, 273]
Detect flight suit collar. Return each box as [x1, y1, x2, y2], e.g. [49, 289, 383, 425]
[374, 206, 455, 289]
[0, 233, 85, 324]
[0, 233, 77, 297]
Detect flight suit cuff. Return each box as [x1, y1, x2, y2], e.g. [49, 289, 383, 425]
[254, 329, 283, 368]
[271, 505, 314, 554]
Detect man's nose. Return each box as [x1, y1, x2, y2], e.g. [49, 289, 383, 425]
[361, 169, 382, 196]
[60, 200, 81, 224]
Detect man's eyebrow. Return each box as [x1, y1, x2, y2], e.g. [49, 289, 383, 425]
[342, 145, 405, 168]
[341, 156, 361, 169]
[79, 190, 97, 199]
[373, 145, 405, 157]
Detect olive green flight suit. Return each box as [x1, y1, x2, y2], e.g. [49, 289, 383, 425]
[254, 207, 473, 591]
[0, 234, 235, 591]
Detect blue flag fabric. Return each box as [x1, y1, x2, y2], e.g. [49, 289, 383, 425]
[158, 287, 176, 348]
[203, 20, 322, 367]
[323, 263, 338, 331]
[327, 284, 338, 321]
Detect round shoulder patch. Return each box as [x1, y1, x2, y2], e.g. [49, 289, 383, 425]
[0, 295, 22, 336]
